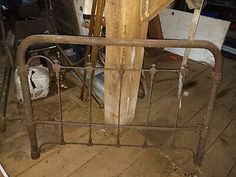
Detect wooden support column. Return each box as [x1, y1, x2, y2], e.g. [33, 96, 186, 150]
[105, 0, 173, 125]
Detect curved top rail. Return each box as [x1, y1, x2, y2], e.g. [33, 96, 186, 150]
[17, 35, 223, 74]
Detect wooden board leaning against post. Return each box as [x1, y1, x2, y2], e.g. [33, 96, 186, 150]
[178, 0, 203, 109]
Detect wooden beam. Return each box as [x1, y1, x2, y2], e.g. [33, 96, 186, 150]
[141, 0, 173, 22]
[105, 0, 171, 125]
[105, 0, 148, 125]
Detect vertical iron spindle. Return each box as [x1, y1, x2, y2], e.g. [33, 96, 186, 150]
[87, 62, 94, 146]
[53, 60, 65, 144]
[143, 64, 157, 147]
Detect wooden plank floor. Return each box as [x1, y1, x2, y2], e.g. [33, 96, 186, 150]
[0, 52, 235, 177]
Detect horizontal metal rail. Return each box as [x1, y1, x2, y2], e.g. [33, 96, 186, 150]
[34, 120, 200, 131]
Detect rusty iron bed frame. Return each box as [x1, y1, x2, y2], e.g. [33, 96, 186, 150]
[16, 35, 222, 166]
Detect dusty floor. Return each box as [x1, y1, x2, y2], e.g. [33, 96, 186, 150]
[0, 50, 236, 177]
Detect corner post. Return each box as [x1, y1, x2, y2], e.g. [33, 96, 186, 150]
[195, 72, 222, 165]
[17, 65, 40, 159]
